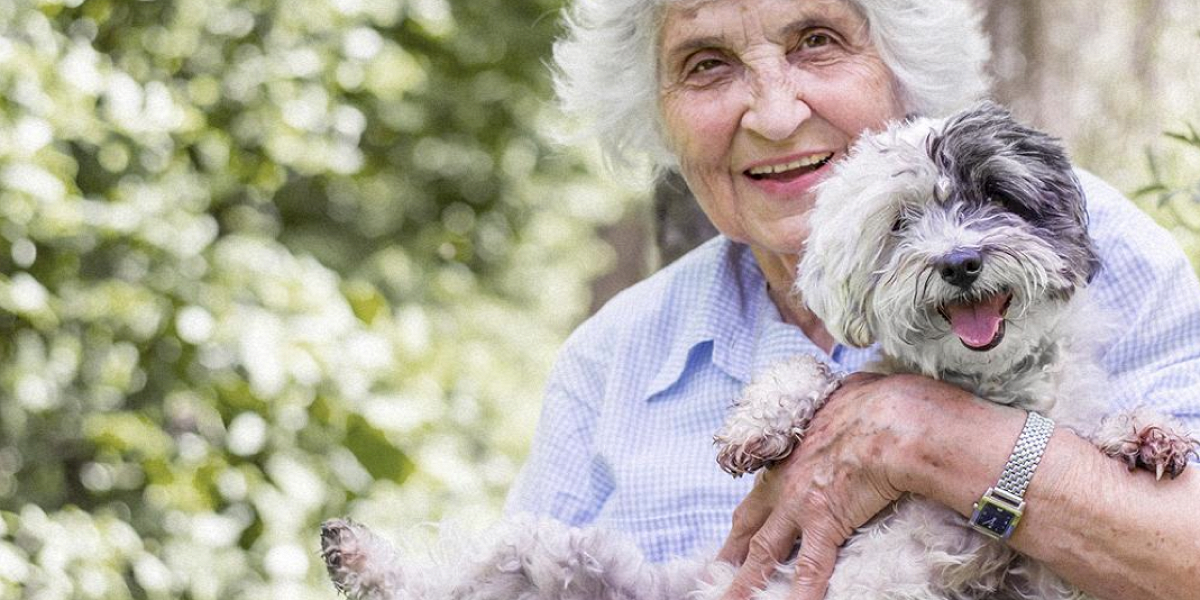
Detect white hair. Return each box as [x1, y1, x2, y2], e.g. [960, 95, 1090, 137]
[551, 0, 992, 170]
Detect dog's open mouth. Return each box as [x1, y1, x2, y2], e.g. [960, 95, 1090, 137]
[938, 292, 1013, 351]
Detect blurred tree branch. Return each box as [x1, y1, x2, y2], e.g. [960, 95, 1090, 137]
[1135, 124, 1200, 221]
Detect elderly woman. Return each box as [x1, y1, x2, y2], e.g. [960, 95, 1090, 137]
[506, 1, 1200, 599]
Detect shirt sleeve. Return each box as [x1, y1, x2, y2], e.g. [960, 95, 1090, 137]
[1083, 172, 1200, 432]
[503, 321, 615, 525]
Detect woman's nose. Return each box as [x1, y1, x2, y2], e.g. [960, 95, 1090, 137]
[740, 71, 811, 141]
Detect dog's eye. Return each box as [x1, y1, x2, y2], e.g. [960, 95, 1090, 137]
[991, 194, 1038, 224]
[891, 216, 907, 233]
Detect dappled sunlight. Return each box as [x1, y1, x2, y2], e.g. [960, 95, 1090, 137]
[0, 0, 1195, 599]
[0, 0, 640, 598]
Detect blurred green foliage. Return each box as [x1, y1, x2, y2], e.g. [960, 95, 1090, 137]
[1139, 123, 1200, 205]
[1, 1, 1197, 599]
[1136, 123, 1200, 271]
[0, 0, 639, 598]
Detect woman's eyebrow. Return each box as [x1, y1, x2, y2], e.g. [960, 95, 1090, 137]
[776, 18, 824, 42]
[663, 16, 833, 60]
[660, 5, 858, 70]
[661, 35, 726, 67]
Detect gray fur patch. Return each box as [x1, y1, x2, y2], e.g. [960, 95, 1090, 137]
[926, 101, 1101, 285]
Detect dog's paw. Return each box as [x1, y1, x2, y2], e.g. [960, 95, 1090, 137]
[714, 429, 794, 477]
[1097, 409, 1200, 480]
[714, 355, 842, 477]
[1115, 425, 1198, 480]
[321, 518, 403, 599]
[321, 519, 368, 595]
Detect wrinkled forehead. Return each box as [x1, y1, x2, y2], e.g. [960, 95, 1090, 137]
[659, 0, 864, 40]
[657, 0, 868, 66]
[663, 0, 856, 15]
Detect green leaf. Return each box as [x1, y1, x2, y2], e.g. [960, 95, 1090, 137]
[344, 414, 413, 484]
[343, 280, 389, 325]
[84, 412, 174, 459]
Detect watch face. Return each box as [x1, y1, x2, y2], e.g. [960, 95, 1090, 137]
[975, 503, 1016, 536]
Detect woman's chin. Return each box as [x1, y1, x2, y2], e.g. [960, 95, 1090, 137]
[747, 219, 812, 258]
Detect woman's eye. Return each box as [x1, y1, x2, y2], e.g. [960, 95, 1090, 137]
[786, 30, 839, 63]
[688, 57, 725, 75]
[802, 33, 832, 49]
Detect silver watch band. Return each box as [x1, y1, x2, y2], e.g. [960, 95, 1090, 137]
[995, 411, 1055, 498]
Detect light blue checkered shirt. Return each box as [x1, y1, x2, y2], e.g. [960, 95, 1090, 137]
[505, 171, 1200, 562]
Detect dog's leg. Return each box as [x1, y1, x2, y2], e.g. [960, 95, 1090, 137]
[1095, 407, 1200, 480]
[448, 515, 707, 600]
[714, 355, 842, 477]
[322, 515, 703, 600]
[810, 500, 1013, 600]
[321, 518, 406, 600]
[1002, 556, 1101, 600]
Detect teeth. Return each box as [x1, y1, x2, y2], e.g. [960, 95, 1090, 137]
[748, 153, 833, 176]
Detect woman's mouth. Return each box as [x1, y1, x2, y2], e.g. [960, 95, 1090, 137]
[745, 152, 834, 182]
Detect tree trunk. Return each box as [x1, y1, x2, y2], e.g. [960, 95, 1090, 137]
[653, 171, 718, 267]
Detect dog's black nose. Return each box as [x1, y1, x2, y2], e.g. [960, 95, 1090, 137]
[937, 249, 983, 288]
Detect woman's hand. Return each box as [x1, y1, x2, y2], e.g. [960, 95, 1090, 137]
[716, 372, 967, 600]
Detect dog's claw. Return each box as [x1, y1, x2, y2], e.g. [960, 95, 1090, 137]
[1108, 424, 1199, 480]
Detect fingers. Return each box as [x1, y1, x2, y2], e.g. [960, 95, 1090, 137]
[787, 529, 839, 600]
[717, 484, 774, 565]
[721, 512, 798, 600]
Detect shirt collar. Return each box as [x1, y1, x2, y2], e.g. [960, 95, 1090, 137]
[644, 238, 833, 400]
[648, 236, 748, 400]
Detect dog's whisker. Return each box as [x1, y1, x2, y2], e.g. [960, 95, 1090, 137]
[917, 265, 937, 306]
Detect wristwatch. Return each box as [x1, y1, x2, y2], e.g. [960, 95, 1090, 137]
[969, 411, 1055, 540]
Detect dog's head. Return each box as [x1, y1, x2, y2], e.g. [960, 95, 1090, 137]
[798, 101, 1100, 376]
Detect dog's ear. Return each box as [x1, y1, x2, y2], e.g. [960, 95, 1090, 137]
[797, 254, 876, 348]
[796, 171, 894, 349]
[796, 187, 879, 347]
[939, 101, 1102, 288]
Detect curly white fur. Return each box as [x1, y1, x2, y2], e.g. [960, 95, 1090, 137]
[713, 356, 844, 476]
[320, 103, 1197, 600]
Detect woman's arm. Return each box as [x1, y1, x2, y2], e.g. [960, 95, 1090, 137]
[904, 383, 1200, 600]
[717, 373, 1200, 600]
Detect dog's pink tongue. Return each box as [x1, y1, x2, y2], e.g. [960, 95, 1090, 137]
[945, 295, 1007, 348]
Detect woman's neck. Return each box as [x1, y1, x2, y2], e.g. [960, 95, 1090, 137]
[751, 247, 837, 354]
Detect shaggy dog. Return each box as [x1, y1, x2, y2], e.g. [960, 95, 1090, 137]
[320, 102, 1197, 600]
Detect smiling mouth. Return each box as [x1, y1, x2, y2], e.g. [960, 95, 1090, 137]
[938, 292, 1013, 352]
[746, 153, 834, 181]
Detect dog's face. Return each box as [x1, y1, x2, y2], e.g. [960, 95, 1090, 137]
[798, 102, 1100, 377]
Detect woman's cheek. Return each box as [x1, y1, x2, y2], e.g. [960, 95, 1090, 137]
[664, 90, 738, 150]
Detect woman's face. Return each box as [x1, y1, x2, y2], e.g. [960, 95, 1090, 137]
[658, 0, 905, 255]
